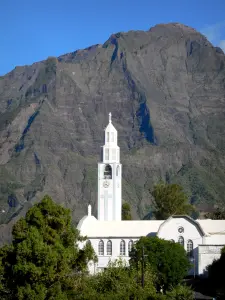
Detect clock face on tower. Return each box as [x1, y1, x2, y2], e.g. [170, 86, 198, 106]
[103, 180, 110, 188]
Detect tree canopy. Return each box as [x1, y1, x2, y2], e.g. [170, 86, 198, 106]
[76, 259, 158, 300]
[0, 195, 194, 299]
[75, 258, 193, 299]
[122, 202, 132, 220]
[151, 182, 194, 219]
[205, 208, 225, 220]
[129, 236, 190, 292]
[165, 284, 193, 300]
[207, 246, 225, 298]
[0, 195, 96, 300]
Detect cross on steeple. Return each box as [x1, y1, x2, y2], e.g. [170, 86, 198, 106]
[109, 112, 112, 123]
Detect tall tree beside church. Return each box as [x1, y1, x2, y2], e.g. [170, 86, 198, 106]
[151, 182, 194, 219]
[0, 195, 96, 300]
[207, 246, 225, 298]
[129, 237, 190, 292]
[122, 202, 132, 220]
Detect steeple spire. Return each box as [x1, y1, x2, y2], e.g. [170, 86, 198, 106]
[98, 112, 122, 221]
[88, 204, 92, 216]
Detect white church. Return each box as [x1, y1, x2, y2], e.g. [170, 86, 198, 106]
[77, 113, 225, 276]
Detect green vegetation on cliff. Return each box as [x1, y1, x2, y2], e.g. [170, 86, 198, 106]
[0, 23, 225, 240]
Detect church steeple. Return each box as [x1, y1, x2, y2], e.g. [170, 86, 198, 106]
[97, 112, 122, 221]
[103, 112, 119, 163]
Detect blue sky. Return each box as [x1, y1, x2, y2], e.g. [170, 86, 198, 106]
[0, 0, 225, 75]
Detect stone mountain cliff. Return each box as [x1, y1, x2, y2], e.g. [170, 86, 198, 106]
[0, 23, 225, 243]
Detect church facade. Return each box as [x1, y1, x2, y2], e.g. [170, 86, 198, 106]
[77, 113, 225, 276]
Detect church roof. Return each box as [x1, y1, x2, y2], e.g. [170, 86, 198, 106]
[157, 215, 225, 237]
[77, 205, 98, 231]
[105, 122, 117, 132]
[157, 215, 207, 236]
[77, 214, 225, 238]
[77, 214, 98, 230]
[197, 219, 225, 235]
[78, 219, 164, 238]
[104, 112, 117, 132]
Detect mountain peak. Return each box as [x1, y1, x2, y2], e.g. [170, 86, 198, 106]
[149, 22, 198, 33]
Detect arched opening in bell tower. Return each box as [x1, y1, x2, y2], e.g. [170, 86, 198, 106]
[104, 164, 112, 179]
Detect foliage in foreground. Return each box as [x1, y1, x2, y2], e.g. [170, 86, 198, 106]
[74, 259, 193, 300]
[165, 284, 193, 300]
[207, 245, 225, 298]
[75, 259, 159, 300]
[151, 182, 194, 219]
[0, 195, 96, 300]
[0, 195, 194, 300]
[130, 236, 190, 292]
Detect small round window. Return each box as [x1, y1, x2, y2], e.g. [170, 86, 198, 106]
[178, 226, 184, 233]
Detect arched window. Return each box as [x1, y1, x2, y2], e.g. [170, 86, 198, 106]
[187, 240, 193, 257]
[86, 240, 91, 246]
[170, 239, 175, 243]
[178, 236, 184, 247]
[116, 165, 120, 176]
[98, 240, 104, 255]
[120, 240, 126, 256]
[107, 240, 112, 255]
[104, 164, 112, 179]
[128, 240, 133, 253]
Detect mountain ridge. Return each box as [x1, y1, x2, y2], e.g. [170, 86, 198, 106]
[0, 22, 225, 244]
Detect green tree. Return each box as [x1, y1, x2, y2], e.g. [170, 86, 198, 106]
[165, 284, 193, 300]
[122, 202, 132, 220]
[0, 195, 96, 300]
[207, 246, 225, 298]
[151, 182, 194, 219]
[205, 208, 225, 220]
[129, 237, 190, 292]
[77, 259, 158, 300]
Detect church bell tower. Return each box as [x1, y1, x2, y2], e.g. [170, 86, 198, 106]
[97, 113, 122, 221]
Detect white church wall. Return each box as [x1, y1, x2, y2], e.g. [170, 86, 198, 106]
[88, 238, 138, 273]
[157, 217, 203, 276]
[204, 234, 225, 244]
[157, 217, 203, 248]
[79, 220, 225, 276]
[198, 245, 224, 276]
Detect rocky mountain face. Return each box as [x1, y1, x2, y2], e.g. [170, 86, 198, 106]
[0, 23, 225, 244]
